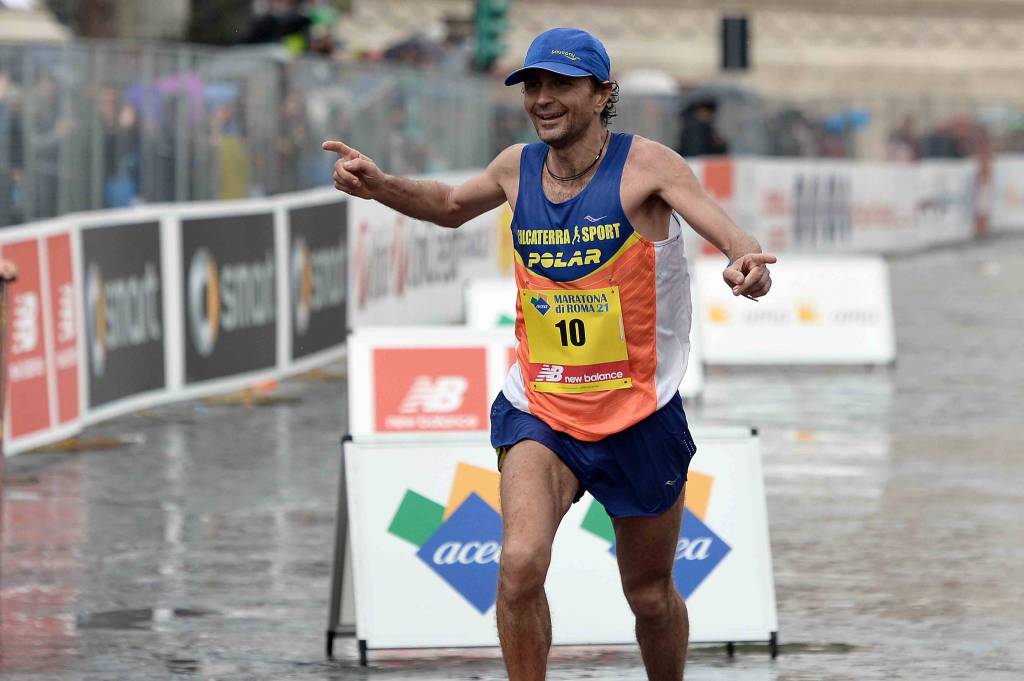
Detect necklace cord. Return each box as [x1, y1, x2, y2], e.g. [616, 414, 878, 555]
[544, 129, 610, 182]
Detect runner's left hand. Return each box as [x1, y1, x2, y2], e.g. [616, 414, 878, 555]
[723, 253, 776, 298]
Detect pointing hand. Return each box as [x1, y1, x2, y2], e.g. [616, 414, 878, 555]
[322, 140, 383, 200]
[723, 252, 776, 298]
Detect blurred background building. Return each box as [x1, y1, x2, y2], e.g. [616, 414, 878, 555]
[2, 0, 1024, 226]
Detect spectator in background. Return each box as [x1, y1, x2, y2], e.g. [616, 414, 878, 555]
[96, 86, 140, 208]
[211, 101, 250, 199]
[0, 69, 24, 227]
[678, 99, 728, 157]
[0, 259, 15, 280]
[887, 115, 919, 162]
[28, 71, 73, 220]
[275, 91, 312, 192]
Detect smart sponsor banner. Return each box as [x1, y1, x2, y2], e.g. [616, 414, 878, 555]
[991, 154, 1024, 232]
[342, 429, 777, 651]
[696, 255, 895, 365]
[80, 221, 166, 407]
[287, 201, 347, 360]
[463, 278, 705, 400]
[181, 213, 277, 383]
[348, 171, 505, 327]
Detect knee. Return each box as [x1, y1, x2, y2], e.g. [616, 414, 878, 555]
[623, 577, 676, 622]
[498, 543, 551, 602]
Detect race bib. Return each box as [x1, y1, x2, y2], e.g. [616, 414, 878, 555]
[520, 286, 632, 393]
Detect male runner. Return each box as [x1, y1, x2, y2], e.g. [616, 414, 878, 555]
[324, 27, 774, 681]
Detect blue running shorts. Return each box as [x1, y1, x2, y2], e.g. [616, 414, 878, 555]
[490, 391, 698, 518]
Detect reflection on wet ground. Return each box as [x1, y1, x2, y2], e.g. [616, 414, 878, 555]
[2, 235, 1023, 680]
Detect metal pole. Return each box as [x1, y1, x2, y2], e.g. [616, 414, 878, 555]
[0, 277, 10, 575]
[326, 434, 353, 658]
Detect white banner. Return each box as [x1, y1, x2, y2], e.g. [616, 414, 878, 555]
[696, 255, 895, 365]
[991, 154, 1024, 233]
[463, 278, 705, 400]
[344, 429, 777, 650]
[723, 158, 977, 255]
[346, 171, 507, 328]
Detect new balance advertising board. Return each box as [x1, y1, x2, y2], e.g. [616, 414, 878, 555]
[1, 238, 52, 439]
[181, 213, 277, 383]
[288, 201, 347, 360]
[346, 327, 521, 438]
[342, 430, 777, 651]
[697, 255, 895, 365]
[81, 221, 166, 407]
[45, 232, 80, 424]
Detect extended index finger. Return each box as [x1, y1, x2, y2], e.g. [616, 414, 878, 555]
[746, 253, 778, 266]
[321, 140, 357, 158]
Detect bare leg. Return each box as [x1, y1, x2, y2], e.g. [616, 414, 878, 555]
[613, 489, 689, 680]
[496, 440, 579, 681]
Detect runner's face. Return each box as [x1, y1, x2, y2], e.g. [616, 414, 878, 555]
[522, 71, 601, 147]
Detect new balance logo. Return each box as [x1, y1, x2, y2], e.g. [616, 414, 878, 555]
[399, 376, 468, 413]
[535, 364, 564, 382]
[11, 292, 39, 355]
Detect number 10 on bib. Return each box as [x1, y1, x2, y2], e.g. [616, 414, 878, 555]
[520, 286, 633, 394]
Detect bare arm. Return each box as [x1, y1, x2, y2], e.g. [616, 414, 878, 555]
[322, 141, 521, 228]
[640, 139, 776, 298]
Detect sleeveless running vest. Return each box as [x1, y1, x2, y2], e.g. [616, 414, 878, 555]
[502, 132, 693, 441]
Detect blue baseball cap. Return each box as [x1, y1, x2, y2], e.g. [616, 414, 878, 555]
[504, 28, 611, 86]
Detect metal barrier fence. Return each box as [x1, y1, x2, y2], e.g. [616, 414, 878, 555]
[4, 38, 1024, 229]
[0, 40, 494, 228]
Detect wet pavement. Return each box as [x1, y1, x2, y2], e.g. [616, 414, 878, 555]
[2, 235, 1023, 680]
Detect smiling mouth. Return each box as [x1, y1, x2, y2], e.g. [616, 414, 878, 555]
[537, 112, 565, 122]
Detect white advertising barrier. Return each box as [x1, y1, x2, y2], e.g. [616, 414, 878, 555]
[347, 170, 507, 328]
[991, 154, 1024, 233]
[696, 255, 895, 365]
[343, 429, 777, 653]
[729, 158, 976, 255]
[463, 277, 705, 401]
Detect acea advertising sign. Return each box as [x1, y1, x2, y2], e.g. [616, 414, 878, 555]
[181, 213, 276, 383]
[81, 221, 165, 408]
[288, 201, 347, 360]
[344, 432, 777, 651]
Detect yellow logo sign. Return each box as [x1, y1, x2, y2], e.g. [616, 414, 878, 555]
[797, 302, 820, 324]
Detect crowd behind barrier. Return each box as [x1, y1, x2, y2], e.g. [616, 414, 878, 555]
[9, 39, 1024, 230]
[0, 40, 493, 228]
[1, 154, 1023, 456]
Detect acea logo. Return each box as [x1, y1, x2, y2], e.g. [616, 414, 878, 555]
[290, 235, 345, 336]
[580, 470, 730, 599]
[188, 247, 275, 356]
[529, 293, 550, 315]
[388, 463, 503, 614]
[86, 261, 161, 376]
